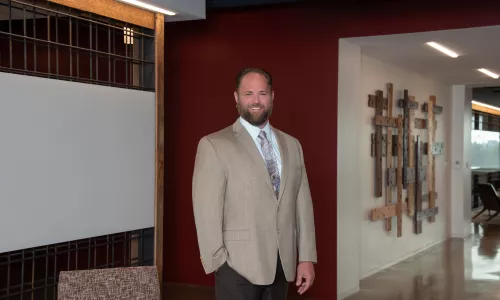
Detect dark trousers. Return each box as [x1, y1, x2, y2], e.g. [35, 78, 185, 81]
[215, 255, 288, 300]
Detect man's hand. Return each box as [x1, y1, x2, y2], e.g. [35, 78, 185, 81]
[295, 261, 315, 295]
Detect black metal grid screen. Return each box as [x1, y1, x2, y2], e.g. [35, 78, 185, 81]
[0, 0, 155, 91]
[472, 110, 500, 132]
[0, 228, 154, 300]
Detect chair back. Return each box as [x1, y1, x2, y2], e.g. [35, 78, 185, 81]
[476, 183, 500, 211]
[58, 266, 160, 300]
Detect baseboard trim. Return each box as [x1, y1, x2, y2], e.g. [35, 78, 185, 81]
[338, 285, 360, 300]
[361, 238, 447, 279]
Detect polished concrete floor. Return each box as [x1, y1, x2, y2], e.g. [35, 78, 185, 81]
[164, 222, 500, 300]
[346, 222, 500, 300]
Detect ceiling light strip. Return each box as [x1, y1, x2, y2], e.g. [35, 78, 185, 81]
[425, 41, 459, 58]
[117, 0, 176, 15]
[477, 68, 499, 79]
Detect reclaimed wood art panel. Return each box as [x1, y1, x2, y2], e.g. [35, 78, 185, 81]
[368, 83, 444, 237]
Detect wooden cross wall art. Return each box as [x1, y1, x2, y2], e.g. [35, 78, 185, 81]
[368, 84, 444, 237]
[368, 83, 405, 237]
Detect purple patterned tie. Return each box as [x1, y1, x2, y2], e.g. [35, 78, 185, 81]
[258, 131, 280, 199]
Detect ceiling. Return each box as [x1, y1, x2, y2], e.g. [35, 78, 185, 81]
[206, 0, 300, 9]
[0, 0, 300, 21]
[472, 86, 500, 106]
[346, 25, 500, 88]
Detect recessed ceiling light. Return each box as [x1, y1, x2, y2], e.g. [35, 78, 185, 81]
[116, 0, 176, 16]
[477, 68, 499, 79]
[425, 41, 459, 58]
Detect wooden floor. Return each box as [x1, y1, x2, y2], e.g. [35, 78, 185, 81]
[164, 222, 500, 300]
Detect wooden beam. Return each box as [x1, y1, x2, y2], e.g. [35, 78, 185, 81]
[402, 90, 409, 189]
[368, 94, 387, 109]
[472, 102, 500, 117]
[374, 90, 384, 197]
[385, 83, 393, 231]
[370, 203, 408, 221]
[154, 12, 165, 297]
[414, 118, 427, 129]
[396, 115, 403, 237]
[407, 96, 415, 217]
[428, 96, 436, 222]
[48, 0, 155, 29]
[374, 115, 398, 127]
[415, 137, 423, 234]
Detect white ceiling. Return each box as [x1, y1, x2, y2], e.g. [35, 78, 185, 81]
[346, 25, 500, 88]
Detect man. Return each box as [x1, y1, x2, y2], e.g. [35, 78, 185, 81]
[192, 68, 317, 300]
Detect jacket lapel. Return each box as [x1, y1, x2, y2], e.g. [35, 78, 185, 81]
[232, 120, 275, 195]
[273, 128, 289, 204]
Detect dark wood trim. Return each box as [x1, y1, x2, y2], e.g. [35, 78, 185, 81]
[48, 0, 155, 29]
[154, 12, 165, 297]
[472, 102, 500, 117]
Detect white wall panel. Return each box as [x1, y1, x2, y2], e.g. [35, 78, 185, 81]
[0, 72, 155, 253]
[337, 39, 362, 299]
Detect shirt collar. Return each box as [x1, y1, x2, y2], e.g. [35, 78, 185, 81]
[238, 117, 272, 141]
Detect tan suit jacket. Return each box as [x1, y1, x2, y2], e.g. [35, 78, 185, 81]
[192, 119, 317, 285]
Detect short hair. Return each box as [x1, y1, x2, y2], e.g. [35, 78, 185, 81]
[235, 68, 273, 90]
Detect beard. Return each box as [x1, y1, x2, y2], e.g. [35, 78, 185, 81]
[236, 100, 273, 127]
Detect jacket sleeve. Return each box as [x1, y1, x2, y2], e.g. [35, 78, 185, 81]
[296, 140, 317, 263]
[192, 136, 228, 273]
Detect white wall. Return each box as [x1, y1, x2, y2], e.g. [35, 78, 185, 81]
[337, 39, 362, 299]
[0, 72, 156, 253]
[450, 85, 472, 238]
[359, 54, 451, 278]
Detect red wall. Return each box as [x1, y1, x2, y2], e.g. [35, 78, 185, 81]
[163, 2, 500, 299]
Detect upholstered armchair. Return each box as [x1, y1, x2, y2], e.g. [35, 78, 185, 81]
[58, 266, 160, 300]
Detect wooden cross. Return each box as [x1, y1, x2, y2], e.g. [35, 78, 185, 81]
[413, 95, 442, 233]
[368, 87, 445, 237]
[417, 95, 443, 224]
[398, 93, 418, 217]
[368, 83, 405, 237]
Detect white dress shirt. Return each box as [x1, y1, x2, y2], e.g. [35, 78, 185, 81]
[239, 117, 282, 175]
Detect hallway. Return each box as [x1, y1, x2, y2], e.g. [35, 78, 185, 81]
[164, 222, 500, 299]
[346, 222, 500, 300]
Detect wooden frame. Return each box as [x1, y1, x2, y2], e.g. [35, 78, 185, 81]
[472, 102, 500, 117]
[154, 12, 165, 296]
[48, 0, 155, 29]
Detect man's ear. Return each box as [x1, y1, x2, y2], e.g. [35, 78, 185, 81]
[234, 91, 238, 104]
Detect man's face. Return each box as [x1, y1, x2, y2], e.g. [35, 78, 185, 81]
[234, 72, 274, 128]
